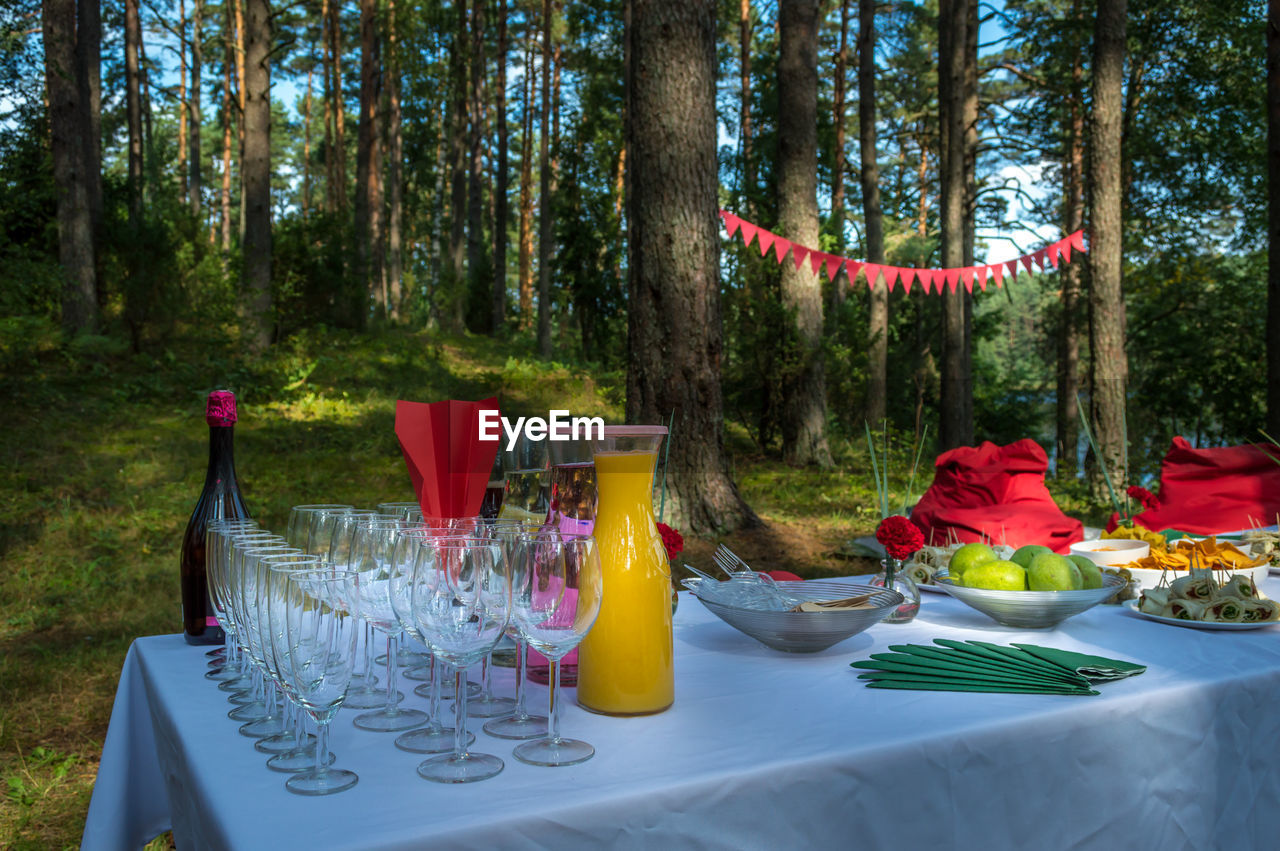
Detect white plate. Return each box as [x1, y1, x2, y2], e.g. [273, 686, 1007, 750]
[916, 582, 948, 594]
[1124, 601, 1280, 631]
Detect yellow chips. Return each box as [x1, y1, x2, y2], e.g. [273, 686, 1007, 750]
[1119, 537, 1266, 572]
[1103, 525, 1168, 552]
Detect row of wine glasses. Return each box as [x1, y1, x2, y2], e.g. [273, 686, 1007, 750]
[205, 506, 604, 791]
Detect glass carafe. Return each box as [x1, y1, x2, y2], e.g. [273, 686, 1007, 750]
[576, 425, 673, 716]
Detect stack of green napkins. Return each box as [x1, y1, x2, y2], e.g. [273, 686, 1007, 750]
[850, 640, 1145, 696]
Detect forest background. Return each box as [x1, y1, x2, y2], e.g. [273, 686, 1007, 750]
[1, 0, 1275, 846]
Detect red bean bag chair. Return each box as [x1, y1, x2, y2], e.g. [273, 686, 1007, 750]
[1120, 437, 1280, 535]
[910, 439, 1083, 554]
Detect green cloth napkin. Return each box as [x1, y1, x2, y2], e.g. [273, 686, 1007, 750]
[1011, 644, 1146, 681]
[851, 640, 1143, 696]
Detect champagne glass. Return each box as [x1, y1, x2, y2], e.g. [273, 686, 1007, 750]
[347, 518, 428, 733]
[389, 528, 474, 755]
[409, 536, 511, 783]
[204, 519, 258, 680]
[223, 531, 287, 715]
[286, 505, 352, 549]
[234, 543, 298, 738]
[321, 508, 383, 703]
[511, 531, 602, 767]
[274, 565, 362, 795]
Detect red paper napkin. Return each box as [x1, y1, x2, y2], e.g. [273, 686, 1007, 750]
[395, 398, 501, 519]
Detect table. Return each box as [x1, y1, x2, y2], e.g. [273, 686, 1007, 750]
[83, 578, 1280, 850]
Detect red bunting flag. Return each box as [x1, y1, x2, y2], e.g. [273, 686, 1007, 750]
[739, 220, 758, 249]
[900, 268, 917, 293]
[758, 229, 777, 258]
[1033, 248, 1048, 269]
[917, 269, 934, 293]
[1069, 230, 1086, 253]
[862, 263, 882, 289]
[961, 267, 976, 294]
[808, 250, 827, 277]
[824, 253, 843, 281]
[844, 260, 863, 284]
[944, 268, 961, 293]
[989, 264, 1004, 289]
[722, 212, 741, 237]
[1005, 259, 1019, 281]
[975, 266, 989, 292]
[791, 244, 810, 271]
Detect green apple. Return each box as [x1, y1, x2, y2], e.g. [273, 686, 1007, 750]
[949, 542, 998, 578]
[1010, 544, 1053, 569]
[962, 560, 1027, 591]
[1068, 555, 1104, 589]
[1027, 553, 1083, 591]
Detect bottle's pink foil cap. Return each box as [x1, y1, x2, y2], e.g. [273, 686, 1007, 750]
[206, 390, 237, 426]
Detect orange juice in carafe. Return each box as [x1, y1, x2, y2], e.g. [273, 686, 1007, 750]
[576, 426, 673, 715]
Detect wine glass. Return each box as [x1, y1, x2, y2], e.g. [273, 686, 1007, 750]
[345, 518, 428, 733]
[203, 519, 258, 680]
[222, 531, 287, 716]
[273, 565, 362, 796]
[321, 508, 384, 704]
[510, 531, 602, 767]
[409, 536, 511, 783]
[388, 527, 474, 755]
[234, 543, 298, 738]
[286, 505, 352, 549]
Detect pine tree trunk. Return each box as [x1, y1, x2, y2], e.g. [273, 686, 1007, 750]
[626, 0, 758, 533]
[235, 0, 247, 243]
[189, 0, 202, 214]
[124, 0, 144, 228]
[178, 0, 188, 197]
[302, 66, 313, 218]
[1088, 0, 1128, 489]
[242, 0, 272, 351]
[1269, 0, 1280, 434]
[492, 0, 509, 334]
[517, 26, 535, 330]
[859, 0, 886, 427]
[739, 0, 753, 213]
[387, 0, 404, 321]
[329, 0, 347, 212]
[43, 0, 99, 334]
[220, 0, 234, 251]
[937, 0, 972, 451]
[448, 0, 469, 332]
[468, 0, 488, 331]
[355, 0, 383, 323]
[536, 0, 555, 356]
[75, 0, 102, 297]
[830, 0, 848, 310]
[776, 0, 832, 468]
[1056, 28, 1084, 479]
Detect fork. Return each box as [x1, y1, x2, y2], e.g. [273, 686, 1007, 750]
[713, 544, 752, 578]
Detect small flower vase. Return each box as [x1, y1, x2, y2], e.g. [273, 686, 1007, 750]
[871, 557, 921, 624]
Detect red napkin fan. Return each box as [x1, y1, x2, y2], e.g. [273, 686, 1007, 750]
[395, 398, 501, 519]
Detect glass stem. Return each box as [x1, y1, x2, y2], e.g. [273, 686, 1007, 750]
[428, 655, 443, 731]
[363, 623, 376, 683]
[383, 632, 397, 711]
[314, 719, 330, 776]
[512, 639, 528, 719]
[480, 652, 493, 699]
[453, 667, 469, 759]
[549, 658, 562, 743]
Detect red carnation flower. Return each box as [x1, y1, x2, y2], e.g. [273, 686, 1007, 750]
[876, 515, 926, 561]
[656, 522, 684, 561]
[1127, 485, 1161, 513]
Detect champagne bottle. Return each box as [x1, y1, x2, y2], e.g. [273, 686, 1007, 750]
[181, 390, 251, 645]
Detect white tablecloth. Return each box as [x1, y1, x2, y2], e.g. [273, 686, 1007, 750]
[84, 579, 1280, 850]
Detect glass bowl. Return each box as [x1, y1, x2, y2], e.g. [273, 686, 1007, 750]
[933, 568, 1124, 628]
[692, 580, 903, 653]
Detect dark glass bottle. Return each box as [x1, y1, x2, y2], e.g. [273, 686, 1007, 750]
[181, 391, 250, 645]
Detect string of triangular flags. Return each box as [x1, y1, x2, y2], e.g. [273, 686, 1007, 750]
[719, 209, 1087, 294]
